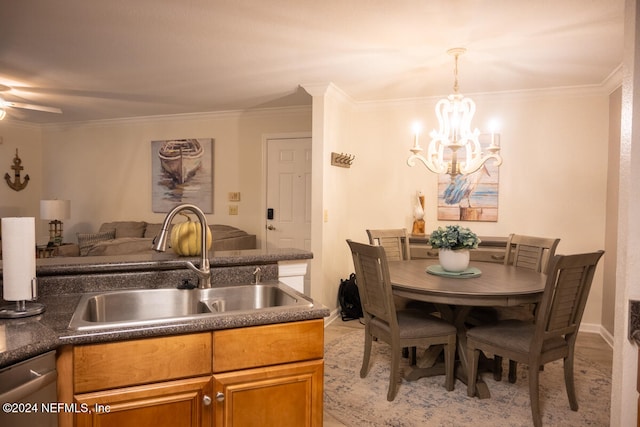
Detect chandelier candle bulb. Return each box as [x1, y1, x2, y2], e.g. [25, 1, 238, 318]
[411, 122, 422, 151]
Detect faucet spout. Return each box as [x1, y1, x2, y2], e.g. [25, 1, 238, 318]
[153, 203, 211, 288]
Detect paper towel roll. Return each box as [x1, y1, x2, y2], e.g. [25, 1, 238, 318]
[2, 217, 36, 301]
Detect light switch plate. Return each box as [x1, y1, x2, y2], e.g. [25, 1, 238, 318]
[228, 192, 241, 202]
[229, 205, 239, 215]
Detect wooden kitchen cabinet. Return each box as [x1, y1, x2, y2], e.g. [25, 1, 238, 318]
[213, 360, 323, 427]
[58, 320, 324, 427]
[212, 320, 324, 427]
[70, 332, 212, 427]
[74, 376, 213, 427]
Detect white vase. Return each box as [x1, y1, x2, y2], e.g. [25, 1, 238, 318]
[438, 248, 470, 272]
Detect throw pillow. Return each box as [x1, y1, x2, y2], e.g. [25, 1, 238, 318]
[77, 230, 116, 256]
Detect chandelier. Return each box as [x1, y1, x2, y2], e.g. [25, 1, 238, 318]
[407, 48, 502, 177]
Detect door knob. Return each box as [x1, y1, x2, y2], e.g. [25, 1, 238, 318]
[267, 225, 276, 230]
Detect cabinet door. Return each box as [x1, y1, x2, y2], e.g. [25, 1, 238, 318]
[74, 376, 213, 427]
[213, 360, 323, 427]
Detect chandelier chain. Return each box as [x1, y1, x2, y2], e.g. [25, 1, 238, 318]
[453, 53, 460, 94]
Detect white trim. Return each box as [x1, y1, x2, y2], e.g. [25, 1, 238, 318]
[324, 308, 341, 327]
[354, 84, 615, 112]
[563, 322, 614, 349]
[40, 105, 311, 129]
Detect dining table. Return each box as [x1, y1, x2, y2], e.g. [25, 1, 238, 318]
[388, 258, 547, 399]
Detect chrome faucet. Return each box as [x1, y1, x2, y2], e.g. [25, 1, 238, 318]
[152, 203, 212, 288]
[252, 267, 262, 284]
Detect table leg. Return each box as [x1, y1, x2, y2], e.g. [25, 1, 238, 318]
[436, 304, 491, 399]
[401, 303, 492, 399]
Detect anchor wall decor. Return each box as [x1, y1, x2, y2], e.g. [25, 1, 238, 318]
[5, 149, 30, 191]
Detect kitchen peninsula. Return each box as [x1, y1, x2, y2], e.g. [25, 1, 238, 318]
[0, 248, 328, 427]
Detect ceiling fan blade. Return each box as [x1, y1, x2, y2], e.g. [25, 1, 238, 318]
[4, 101, 62, 114]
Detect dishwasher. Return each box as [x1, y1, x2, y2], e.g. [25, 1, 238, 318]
[0, 350, 58, 427]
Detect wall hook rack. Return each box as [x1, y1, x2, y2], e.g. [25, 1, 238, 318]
[331, 152, 355, 168]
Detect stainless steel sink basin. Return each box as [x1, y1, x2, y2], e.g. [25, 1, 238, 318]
[198, 285, 307, 312]
[69, 284, 313, 331]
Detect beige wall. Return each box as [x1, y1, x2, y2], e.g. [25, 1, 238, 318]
[0, 123, 43, 236]
[38, 108, 311, 247]
[0, 87, 611, 332]
[339, 89, 610, 330]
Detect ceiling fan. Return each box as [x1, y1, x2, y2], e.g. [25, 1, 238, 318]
[0, 84, 62, 120]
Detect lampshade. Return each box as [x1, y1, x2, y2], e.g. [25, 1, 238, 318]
[40, 199, 71, 220]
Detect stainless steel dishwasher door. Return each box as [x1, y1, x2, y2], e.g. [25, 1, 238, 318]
[0, 350, 58, 427]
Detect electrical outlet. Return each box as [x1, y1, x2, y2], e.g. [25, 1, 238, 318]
[228, 192, 241, 202]
[229, 205, 239, 215]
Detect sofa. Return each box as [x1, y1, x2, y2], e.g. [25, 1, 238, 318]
[61, 221, 257, 257]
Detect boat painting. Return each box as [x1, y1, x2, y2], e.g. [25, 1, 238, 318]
[158, 139, 204, 184]
[151, 138, 213, 213]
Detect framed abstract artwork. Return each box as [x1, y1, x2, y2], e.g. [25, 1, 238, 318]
[151, 138, 214, 213]
[437, 134, 499, 222]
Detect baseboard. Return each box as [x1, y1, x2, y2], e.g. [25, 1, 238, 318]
[577, 322, 614, 348]
[580, 323, 613, 349]
[324, 308, 341, 327]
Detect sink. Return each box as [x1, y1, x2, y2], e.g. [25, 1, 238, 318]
[198, 285, 307, 312]
[69, 284, 313, 331]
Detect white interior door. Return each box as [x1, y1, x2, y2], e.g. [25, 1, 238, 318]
[266, 138, 312, 251]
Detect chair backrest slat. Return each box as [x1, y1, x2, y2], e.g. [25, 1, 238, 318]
[366, 229, 411, 261]
[347, 239, 398, 331]
[504, 234, 561, 274]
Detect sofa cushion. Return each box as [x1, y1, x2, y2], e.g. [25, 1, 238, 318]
[99, 221, 147, 238]
[85, 237, 155, 256]
[211, 224, 249, 240]
[144, 223, 174, 239]
[77, 230, 116, 256]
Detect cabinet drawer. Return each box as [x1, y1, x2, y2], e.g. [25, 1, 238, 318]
[74, 332, 212, 393]
[213, 319, 324, 372]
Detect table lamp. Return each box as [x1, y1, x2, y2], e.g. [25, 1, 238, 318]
[40, 199, 70, 246]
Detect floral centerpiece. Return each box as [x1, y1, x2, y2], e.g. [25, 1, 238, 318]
[428, 225, 481, 250]
[428, 225, 480, 272]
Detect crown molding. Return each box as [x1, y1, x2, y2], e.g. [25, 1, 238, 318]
[353, 80, 620, 112]
[38, 105, 311, 130]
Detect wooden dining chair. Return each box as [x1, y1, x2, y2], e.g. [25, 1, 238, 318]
[346, 239, 457, 401]
[466, 250, 604, 427]
[367, 228, 435, 362]
[366, 228, 411, 261]
[493, 233, 561, 382]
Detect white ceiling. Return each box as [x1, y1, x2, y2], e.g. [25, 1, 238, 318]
[0, 0, 625, 124]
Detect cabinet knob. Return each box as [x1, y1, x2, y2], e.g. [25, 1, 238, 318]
[216, 392, 225, 402]
[203, 395, 212, 406]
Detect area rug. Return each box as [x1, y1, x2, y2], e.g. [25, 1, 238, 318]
[324, 330, 611, 426]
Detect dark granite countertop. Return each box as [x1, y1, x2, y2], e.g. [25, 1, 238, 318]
[0, 249, 327, 369]
[29, 247, 313, 276]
